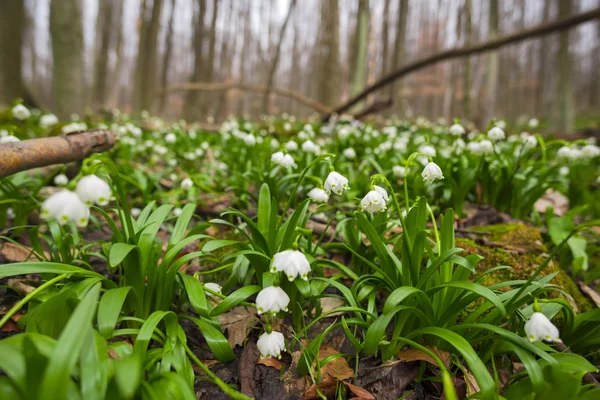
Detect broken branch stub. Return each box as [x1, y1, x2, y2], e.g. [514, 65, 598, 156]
[0, 130, 117, 179]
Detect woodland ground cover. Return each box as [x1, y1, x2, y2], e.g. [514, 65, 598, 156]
[0, 103, 600, 399]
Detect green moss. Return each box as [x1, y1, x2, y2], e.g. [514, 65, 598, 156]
[458, 223, 593, 313]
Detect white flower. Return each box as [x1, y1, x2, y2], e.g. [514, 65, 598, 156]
[581, 145, 600, 158]
[184, 152, 196, 160]
[324, 171, 349, 196]
[496, 120, 507, 129]
[75, 174, 112, 206]
[487, 127, 505, 141]
[343, 148, 356, 159]
[0, 135, 20, 144]
[204, 282, 222, 298]
[559, 166, 570, 176]
[373, 185, 389, 202]
[468, 140, 493, 156]
[392, 166, 405, 178]
[307, 188, 329, 203]
[12, 104, 30, 120]
[271, 151, 296, 168]
[419, 145, 436, 157]
[285, 140, 298, 151]
[557, 146, 578, 160]
[40, 114, 59, 128]
[6, 208, 15, 219]
[181, 178, 193, 190]
[360, 190, 386, 213]
[165, 133, 177, 143]
[528, 118, 539, 129]
[0, 129, 8, 137]
[449, 123, 465, 136]
[421, 162, 444, 183]
[524, 312, 561, 343]
[523, 135, 537, 149]
[41, 190, 90, 227]
[301, 140, 320, 154]
[173, 207, 182, 216]
[256, 286, 290, 314]
[154, 145, 168, 155]
[243, 134, 256, 146]
[257, 331, 285, 359]
[271, 249, 311, 281]
[270, 138, 279, 149]
[61, 122, 87, 134]
[131, 208, 142, 218]
[53, 174, 69, 186]
[284, 122, 292, 131]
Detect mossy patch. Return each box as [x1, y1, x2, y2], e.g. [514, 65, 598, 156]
[457, 223, 593, 313]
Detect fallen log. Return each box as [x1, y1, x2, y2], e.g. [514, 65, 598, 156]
[0, 130, 117, 179]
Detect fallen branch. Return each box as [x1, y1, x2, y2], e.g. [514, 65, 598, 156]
[352, 99, 393, 120]
[323, 7, 600, 120]
[0, 130, 117, 179]
[157, 82, 333, 114]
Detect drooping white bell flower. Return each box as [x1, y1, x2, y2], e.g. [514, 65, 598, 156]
[528, 118, 539, 129]
[522, 135, 538, 150]
[41, 190, 90, 227]
[301, 140, 320, 154]
[40, 114, 59, 128]
[131, 208, 142, 218]
[0, 135, 20, 144]
[324, 171, 349, 196]
[271, 249, 311, 281]
[392, 166, 405, 178]
[496, 120, 507, 129]
[421, 162, 444, 183]
[581, 145, 600, 158]
[449, 123, 465, 136]
[487, 127, 505, 141]
[285, 140, 298, 151]
[343, 148, 356, 159]
[53, 174, 69, 186]
[12, 104, 30, 120]
[373, 185, 389, 203]
[419, 145, 436, 158]
[559, 166, 570, 176]
[360, 190, 386, 213]
[524, 312, 561, 343]
[256, 286, 290, 315]
[173, 207, 182, 217]
[75, 174, 112, 206]
[181, 178, 193, 190]
[307, 188, 329, 203]
[271, 151, 297, 168]
[203, 282, 222, 299]
[257, 331, 285, 359]
[243, 134, 256, 146]
[165, 133, 177, 143]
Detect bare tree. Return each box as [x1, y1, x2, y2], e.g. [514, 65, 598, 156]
[391, 0, 409, 114]
[93, 0, 114, 109]
[316, 0, 340, 107]
[484, 0, 499, 125]
[50, 0, 85, 118]
[185, 0, 207, 120]
[159, 0, 177, 113]
[463, 0, 473, 120]
[555, 0, 574, 133]
[350, 0, 370, 107]
[0, 0, 26, 106]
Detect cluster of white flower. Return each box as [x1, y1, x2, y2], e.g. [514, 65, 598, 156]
[41, 174, 112, 227]
[271, 151, 296, 168]
[360, 185, 389, 213]
[12, 104, 31, 120]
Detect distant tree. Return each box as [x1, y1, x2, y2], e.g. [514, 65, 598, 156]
[391, 0, 409, 115]
[93, 0, 114, 109]
[350, 0, 369, 108]
[133, 0, 164, 114]
[0, 0, 26, 106]
[316, 0, 340, 107]
[50, 0, 85, 118]
[463, 0, 473, 120]
[484, 0, 499, 125]
[536, 0, 551, 117]
[185, 0, 207, 120]
[555, 0, 574, 133]
[159, 0, 177, 113]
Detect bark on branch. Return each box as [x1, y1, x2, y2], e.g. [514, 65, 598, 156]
[0, 130, 117, 179]
[322, 7, 600, 121]
[157, 82, 333, 114]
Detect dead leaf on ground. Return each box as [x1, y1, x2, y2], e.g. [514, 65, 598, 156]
[578, 282, 600, 307]
[218, 306, 258, 347]
[356, 360, 419, 400]
[464, 371, 480, 397]
[316, 344, 354, 381]
[258, 357, 284, 370]
[342, 381, 375, 399]
[397, 346, 451, 369]
[534, 189, 569, 216]
[7, 278, 36, 296]
[320, 297, 345, 316]
[0, 241, 46, 262]
[303, 376, 339, 399]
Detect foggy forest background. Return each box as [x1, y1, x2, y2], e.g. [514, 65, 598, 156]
[1, 0, 599, 132]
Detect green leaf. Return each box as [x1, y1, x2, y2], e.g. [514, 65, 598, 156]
[39, 284, 101, 400]
[183, 316, 235, 362]
[109, 243, 138, 268]
[257, 183, 271, 239]
[97, 286, 134, 338]
[209, 285, 261, 316]
[202, 239, 240, 253]
[0, 262, 102, 279]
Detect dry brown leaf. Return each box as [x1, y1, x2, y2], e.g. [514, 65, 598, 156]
[578, 282, 600, 307]
[342, 381, 375, 400]
[258, 357, 284, 370]
[7, 278, 36, 296]
[303, 376, 339, 399]
[534, 189, 569, 216]
[218, 306, 258, 347]
[0, 242, 44, 262]
[316, 344, 354, 381]
[464, 371, 480, 397]
[320, 297, 345, 316]
[397, 346, 451, 369]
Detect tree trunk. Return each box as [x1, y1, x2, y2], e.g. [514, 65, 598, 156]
[50, 0, 85, 118]
[349, 0, 369, 109]
[463, 0, 473, 120]
[535, 0, 551, 117]
[555, 0, 574, 133]
[0, 0, 26, 107]
[262, 0, 298, 114]
[159, 0, 177, 114]
[317, 0, 340, 107]
[185, 0, 207, 120]
[484, 0, 499, 125]
[391, 0, 409, 115]
[93, 0, 114, 109]
[109, 0, 125, 109]
[381, 0, 391, 101]
[202, 0, 220, 118]
[133, 0, 163, 114]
